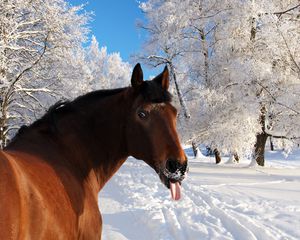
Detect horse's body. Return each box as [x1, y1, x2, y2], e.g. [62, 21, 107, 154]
[0, 64, 188, 239]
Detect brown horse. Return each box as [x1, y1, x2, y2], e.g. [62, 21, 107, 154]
[0, 64, 188, 239]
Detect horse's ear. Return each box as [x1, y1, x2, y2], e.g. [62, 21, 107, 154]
[131, 63, 143, 89]
[154, 65, 169, 91]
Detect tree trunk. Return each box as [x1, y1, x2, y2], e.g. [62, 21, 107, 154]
[214, 148, 221, 164]
[250, 14, 268, 166]
[199, 28, 209, 86]
[0, 101, 8, 149]
[254, 132, 268, 166]
[0, 116, 8, 149]
[168, 63, 190, 119]
[233, 153, 239, 163]
[0, 126, 5, 149]
[192, 141, 199, 157]
[253, 104, 268, 166]
[250, 17, 257, 41]
[269, 136, 274, 151]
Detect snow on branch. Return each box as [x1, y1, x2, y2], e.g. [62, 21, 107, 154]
[254, 80, 300, 115]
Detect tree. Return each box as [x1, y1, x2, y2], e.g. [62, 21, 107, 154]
[138, 0, 191, 118]
[61, 35, 131, 97]
[85, 36, 131, 90]
[0, 0, 92, 147]
[139, 0, 300, 165]
[138, 0, 253, 160]
[211, 0, 300, 165]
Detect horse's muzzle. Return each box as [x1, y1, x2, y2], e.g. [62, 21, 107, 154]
[159, 159, 188, 189]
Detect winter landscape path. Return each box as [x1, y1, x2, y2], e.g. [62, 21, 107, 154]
[99, 151, 300, 240]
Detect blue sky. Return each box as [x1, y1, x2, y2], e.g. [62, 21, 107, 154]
[68, 0, 158, 78]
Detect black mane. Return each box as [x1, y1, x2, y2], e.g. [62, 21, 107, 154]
[10, 88, 126, 142]
[10, 84, 172, 142]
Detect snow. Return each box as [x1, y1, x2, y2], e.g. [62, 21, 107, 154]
[99, 149, 300, 240]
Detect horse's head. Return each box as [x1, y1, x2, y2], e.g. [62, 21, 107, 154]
[125, 63, 188, 200]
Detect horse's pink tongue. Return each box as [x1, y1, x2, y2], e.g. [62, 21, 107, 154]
[170, 182, 181, 201]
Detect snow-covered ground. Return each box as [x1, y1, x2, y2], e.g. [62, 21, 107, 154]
[99, 149, 300, 240]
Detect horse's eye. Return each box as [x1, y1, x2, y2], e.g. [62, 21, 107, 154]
[138, 110, 148, 119]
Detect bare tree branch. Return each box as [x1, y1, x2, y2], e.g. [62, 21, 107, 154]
[5, 34, 49, 102]
[273, 3, 300, 17]
[254, 80, 300, 115]
[276, 25, 300, 76]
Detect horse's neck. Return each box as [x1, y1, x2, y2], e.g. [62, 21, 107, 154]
[61, 90, 131, 191]
[7, 89, 131, 193]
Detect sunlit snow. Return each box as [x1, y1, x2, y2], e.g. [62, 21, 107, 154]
[99, 148, 300, 240]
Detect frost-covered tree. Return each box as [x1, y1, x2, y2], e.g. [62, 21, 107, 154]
[138, 0, 192, 119]
[0, 0, 132, 148]
[0, 0, 90, 147]
[139, 0, 300, 165]
[211, 0, 300, 165]
[85, 36, 131, 90]
[138, 0, 247, 160]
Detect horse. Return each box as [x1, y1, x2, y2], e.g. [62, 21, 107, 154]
[0, 63, 188, 239]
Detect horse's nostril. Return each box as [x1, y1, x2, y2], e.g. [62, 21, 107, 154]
[166, 159, 181, 173]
